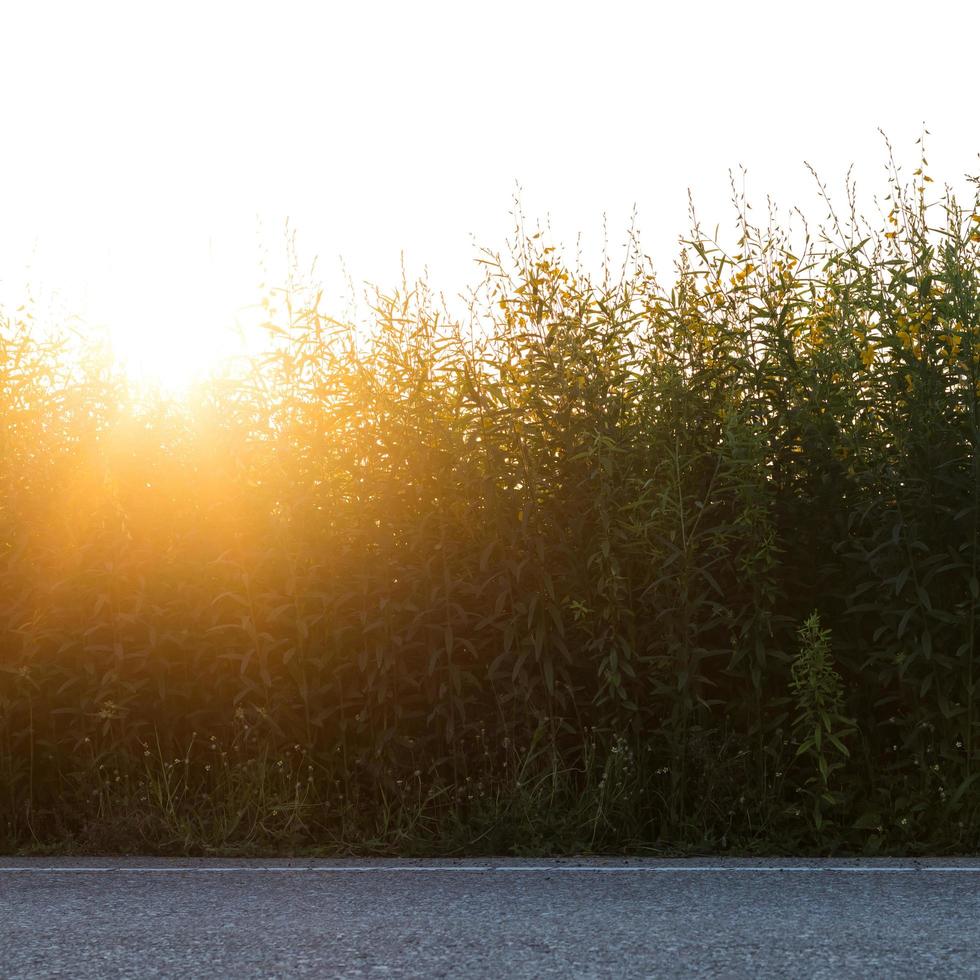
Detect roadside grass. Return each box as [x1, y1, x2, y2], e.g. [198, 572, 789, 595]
[4, 726, 795, 856]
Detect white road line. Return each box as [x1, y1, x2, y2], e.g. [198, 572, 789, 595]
[0, 865, 979, 873]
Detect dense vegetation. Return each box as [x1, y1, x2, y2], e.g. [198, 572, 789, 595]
[4, 150, 980, 855]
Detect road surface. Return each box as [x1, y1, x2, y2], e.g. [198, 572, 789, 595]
[2, 857, 980, 977]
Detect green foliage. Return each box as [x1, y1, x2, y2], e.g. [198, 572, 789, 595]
[3, 146, 980, 854]
[789, 613, 855, 836]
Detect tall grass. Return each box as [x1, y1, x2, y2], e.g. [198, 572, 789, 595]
[3, 149, 980, 854]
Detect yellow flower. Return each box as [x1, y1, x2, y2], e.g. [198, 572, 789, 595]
[860, 345, 875, 368]
[732, 263, 756, 285]
[941, 333, 962, 362]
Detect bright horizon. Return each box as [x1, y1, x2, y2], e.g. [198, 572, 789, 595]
[1, 0, 978, 386]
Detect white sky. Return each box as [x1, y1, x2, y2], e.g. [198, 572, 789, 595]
[0, 0, 978, 383]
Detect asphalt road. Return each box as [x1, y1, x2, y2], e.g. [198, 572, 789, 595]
[3, 857, 980, 978]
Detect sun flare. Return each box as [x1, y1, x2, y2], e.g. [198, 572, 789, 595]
[103, 296, 245, 391]
[94, 243, 260, 392]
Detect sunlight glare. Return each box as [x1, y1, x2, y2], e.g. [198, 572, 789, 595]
[95, 236, 257, 392]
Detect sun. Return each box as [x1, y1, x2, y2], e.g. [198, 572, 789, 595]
[104, 296, 246, 392]
[97, 245, 258, 392]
